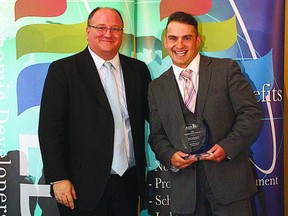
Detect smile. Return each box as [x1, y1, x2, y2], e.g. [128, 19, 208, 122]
[174, 50, 187, 56]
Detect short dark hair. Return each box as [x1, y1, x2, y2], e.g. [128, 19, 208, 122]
[87, 7, 124, 27]
[166, 11, 198, 34]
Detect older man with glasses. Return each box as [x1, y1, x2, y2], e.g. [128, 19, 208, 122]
[39, 7, 151, 216]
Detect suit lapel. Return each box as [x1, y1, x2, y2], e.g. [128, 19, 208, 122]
[196, 55, 212, 118]
[163, 68, 185, 125]
[76, 47, 111, 112]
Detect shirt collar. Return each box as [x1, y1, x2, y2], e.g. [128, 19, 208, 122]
[88, 46, 121, 72]
[172, 53, 200, 79]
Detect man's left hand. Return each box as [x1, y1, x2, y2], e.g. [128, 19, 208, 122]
[200, 144, 227, 162]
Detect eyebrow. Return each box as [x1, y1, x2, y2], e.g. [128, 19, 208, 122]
[167, 34, 193, 38]
[91, 24, 123, 27]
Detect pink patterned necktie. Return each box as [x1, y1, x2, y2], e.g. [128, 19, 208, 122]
[181, 69, 196, 113]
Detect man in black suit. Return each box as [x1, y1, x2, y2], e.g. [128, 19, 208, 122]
[148, 12, 262, 215]
[38, 7, 151, 216]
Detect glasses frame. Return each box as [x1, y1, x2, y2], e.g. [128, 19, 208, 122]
[88, 25, 124, 34]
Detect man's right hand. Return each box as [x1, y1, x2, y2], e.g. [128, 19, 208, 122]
[53, 180, 77, 209]
[171, 151, 198, 169]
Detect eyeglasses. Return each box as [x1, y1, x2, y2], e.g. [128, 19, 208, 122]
[88, 25, 123, 34]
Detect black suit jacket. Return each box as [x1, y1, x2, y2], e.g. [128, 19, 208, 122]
[38, 47, 151, 210]
[148, 55, 262, 214]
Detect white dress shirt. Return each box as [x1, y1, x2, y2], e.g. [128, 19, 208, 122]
[88, 46, 135, 168]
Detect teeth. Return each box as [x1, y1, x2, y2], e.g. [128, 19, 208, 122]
[175, 51, 186, 56]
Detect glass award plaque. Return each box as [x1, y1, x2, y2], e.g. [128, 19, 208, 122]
[183, 120, 210, 159]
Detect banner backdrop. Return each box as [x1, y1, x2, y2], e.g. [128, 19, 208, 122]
[0, 0, 285, 215]
[139, 1, 285, 216]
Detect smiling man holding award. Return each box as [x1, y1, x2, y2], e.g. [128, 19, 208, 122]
[148, 11, 262, 215]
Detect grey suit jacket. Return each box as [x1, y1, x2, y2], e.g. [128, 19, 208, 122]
[148, 54, 262, 214]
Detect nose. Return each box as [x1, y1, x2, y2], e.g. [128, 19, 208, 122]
[176, 38, 184, 48]
[103, 29, 113, 36]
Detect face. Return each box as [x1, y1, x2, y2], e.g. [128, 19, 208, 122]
[86, 8, 123, 60]
[164, 21, 201, 68]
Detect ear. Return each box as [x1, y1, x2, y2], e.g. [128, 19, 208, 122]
[196, 34, 202, 48]
[163, 36, 168, 49]
[86, 27, 90, 40]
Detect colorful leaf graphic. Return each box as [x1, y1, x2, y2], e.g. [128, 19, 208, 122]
[16, 22, 87, 59]
[17, 63, 50, 115]
[160, 0, 212, 20]
[199, 15, 237, 52]
[15, 0, 66, 20]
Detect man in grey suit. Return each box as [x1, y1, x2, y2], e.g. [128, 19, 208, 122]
[148, 11, 262, 215]
[39, 7, 151, 216]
